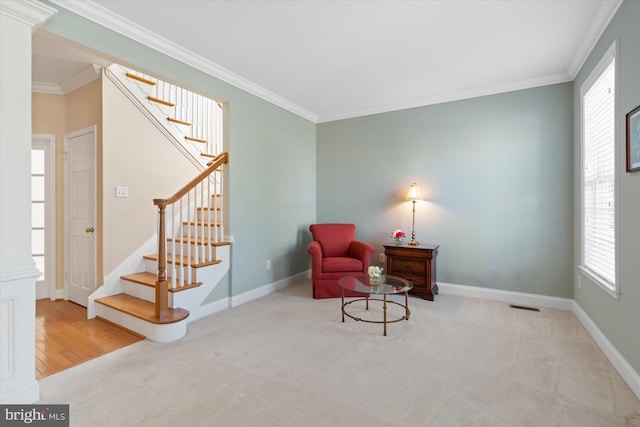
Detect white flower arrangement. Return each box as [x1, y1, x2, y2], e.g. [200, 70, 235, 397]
[368, 266, 383, 277]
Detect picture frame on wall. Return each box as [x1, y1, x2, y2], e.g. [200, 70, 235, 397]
[626, 105, 640, 172]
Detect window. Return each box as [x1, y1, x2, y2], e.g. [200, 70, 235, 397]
[580, 41, 617, 297]
[32, 148, 46, 281]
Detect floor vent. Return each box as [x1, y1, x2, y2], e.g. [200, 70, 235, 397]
[509, 304, 540, 312]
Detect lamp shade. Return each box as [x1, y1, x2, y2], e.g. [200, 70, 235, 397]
[405, 183, 422, 201]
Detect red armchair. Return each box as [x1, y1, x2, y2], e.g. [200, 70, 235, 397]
[307, 223, 376, 299]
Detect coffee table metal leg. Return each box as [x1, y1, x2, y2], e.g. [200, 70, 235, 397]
[341, 288, 345, 322]
[383, 294, 387, 336]
[405, 291, 410, 319]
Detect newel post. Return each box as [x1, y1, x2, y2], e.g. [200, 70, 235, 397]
[156, 203, 169, 320]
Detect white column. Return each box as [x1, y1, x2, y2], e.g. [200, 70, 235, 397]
[0, 0, 56, 404]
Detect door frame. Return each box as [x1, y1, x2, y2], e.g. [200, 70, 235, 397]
[64, 125, 97, 303]
[32, 134, 56, 300]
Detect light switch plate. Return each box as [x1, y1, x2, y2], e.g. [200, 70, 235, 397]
[115, 186, 128, 198]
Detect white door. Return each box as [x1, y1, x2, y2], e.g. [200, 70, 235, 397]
[65, 126, 97, 307]
[32, 134, 56, 300]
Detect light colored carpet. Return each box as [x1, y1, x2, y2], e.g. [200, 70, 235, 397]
[39, 279, 640, 426]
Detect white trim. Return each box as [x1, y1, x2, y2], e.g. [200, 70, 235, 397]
[48, 0, 318, 123]
[566, 0, 623, 79]
[231, 271, 309, 307]
[189, 297, 231, 323]
[0, 259, 40, 284]
[572, 301, 640, 400]
[32, 134, 56, 300]
[438, 281, 639, 400]
[579, 40, 619, 299]
[0, 0, 56, 30]
[438, 282, 574, 311]
[318, 71, 573, 123]
[32, 63, 102, 95]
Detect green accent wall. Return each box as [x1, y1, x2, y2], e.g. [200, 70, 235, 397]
[40, 4, 317, 297]
[318, 83, 574, 298]
[572, 0, 640, 378]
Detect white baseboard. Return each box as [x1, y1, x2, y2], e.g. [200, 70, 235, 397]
[190, 297, 231, 322]
[572, 301, 640, 400]
[438, 282, 574, 310]
[231, 271, 308, 307]
[438, 281, 639, 400]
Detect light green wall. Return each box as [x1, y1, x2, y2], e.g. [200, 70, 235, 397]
[40, 4, 317, 297]
[572, 0, 640, 377]
[317, 83, 574, 298]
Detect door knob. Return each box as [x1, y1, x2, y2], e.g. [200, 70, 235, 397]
[86, 227, 95, 233]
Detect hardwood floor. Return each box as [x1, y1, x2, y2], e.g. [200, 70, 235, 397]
[36, 299, 143, 379]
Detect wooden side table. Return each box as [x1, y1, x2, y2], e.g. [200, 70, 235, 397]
[383, 244, 439, 301]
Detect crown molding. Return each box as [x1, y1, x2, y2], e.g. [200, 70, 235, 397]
[32, 81, 63, 94]
[60, 64, 101, 93]
[32, 64, 101, 94]
[49, 0, 318, 123]
[0, 0, 56, 30]
[566, 0, 623, 79]
[318, 71, 572, 123]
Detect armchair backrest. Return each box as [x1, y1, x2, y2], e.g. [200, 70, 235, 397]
[309, 223, 356, 258]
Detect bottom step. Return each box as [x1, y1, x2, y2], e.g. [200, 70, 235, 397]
[96, 294, 189, 324]
[95, 294, 189, 343]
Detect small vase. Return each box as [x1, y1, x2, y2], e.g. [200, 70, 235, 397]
[394, 237, 403, 246]
[370, 274, 381, 285]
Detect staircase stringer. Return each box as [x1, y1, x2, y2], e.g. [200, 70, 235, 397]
[104, 64, 206, 172]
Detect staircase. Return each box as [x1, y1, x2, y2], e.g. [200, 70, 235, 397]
[105, 64, 223, 168]
[92, 64, 230, 343]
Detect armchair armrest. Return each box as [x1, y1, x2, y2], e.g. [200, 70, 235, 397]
[307, 241, 324, 277]
[348, 240, 376, 263]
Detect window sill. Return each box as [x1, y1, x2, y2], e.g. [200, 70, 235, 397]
[579, 266, 619, 299]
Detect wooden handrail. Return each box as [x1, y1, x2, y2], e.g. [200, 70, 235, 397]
[153, 151, 227, 320]
[154, 152, 228, 207]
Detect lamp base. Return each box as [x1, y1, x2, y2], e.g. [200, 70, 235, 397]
[408, 239, 419, 246]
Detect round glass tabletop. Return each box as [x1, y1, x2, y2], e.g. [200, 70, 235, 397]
[338, 273, 412, 295]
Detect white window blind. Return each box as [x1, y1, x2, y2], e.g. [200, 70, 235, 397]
[582, 48, 616, 292]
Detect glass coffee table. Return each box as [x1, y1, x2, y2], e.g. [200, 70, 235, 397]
[338, 273, 412, 336]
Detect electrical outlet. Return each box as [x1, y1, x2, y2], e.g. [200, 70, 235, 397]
[266, 260, 271, 270]
[378, 253, 385, 263]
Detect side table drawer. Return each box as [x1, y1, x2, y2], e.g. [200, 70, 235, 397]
[393, 273, 426, 287]
[390, 258, 425, 275]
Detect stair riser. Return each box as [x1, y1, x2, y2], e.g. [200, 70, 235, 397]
[182, 224, 221, 239]
[195, 209, 222, 222]
[162, 242, 221, 259]
[95, 303, 187, 343]
[143, 258, 201, 283]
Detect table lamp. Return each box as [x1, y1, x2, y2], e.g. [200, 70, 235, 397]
[405, 183, 422, 246]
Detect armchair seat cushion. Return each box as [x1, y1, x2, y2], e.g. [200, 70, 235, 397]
[323, 257, 363, 273]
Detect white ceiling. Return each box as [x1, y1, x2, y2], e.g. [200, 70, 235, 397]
[38, 0, 622, 123]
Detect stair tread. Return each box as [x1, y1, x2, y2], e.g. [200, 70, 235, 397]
[184, 220, 222, 226]
[121, 271, 203, 292]
[167, 237, 231, 246]
[96, 294, 189, 325]
[167, 117, 192, 126]
[126, 72, 156, 86]
[185, 136, 207, 143]
[147, 96, 175, 107]
[143, 254, 221, 268]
